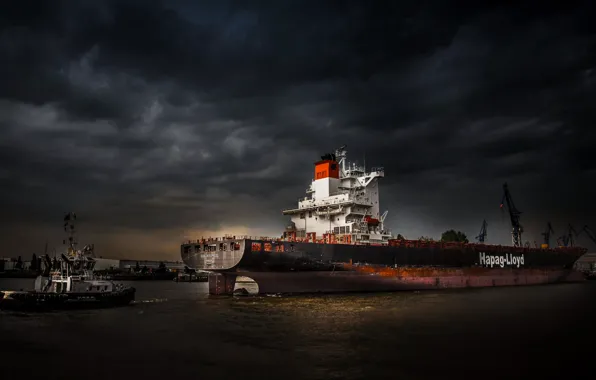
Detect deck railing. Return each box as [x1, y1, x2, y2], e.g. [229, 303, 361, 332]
[182, 237, 588, 254]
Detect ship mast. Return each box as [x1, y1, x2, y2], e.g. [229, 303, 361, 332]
[335, 145, 347, 177]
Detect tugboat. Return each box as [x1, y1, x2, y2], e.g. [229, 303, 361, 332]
[0, 212, 135, 311]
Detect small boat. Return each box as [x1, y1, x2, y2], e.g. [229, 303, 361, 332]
[0, 212, 135, 311]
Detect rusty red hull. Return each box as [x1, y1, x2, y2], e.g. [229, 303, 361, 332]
[207, 267, 585, 295]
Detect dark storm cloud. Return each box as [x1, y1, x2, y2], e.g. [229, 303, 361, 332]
[1, 0, 595, 258]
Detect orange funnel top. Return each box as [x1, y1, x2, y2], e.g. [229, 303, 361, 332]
[314, 160, 339, 180]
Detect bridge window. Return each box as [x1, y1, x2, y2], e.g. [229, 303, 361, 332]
[194, 245, 201, 253]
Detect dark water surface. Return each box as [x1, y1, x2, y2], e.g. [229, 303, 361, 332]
[1, 279, 594, 380]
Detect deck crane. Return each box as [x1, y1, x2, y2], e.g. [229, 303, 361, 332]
[500, 183, 522, 247]
[541, 222, 555, 248]
[475, 219, 488, 243]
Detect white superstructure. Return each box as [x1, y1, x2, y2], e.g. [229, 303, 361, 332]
[282, 145, 393, 245]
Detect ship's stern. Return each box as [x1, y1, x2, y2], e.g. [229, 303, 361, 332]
[180, 238, 251, 295]
[180, 238, 247, 271]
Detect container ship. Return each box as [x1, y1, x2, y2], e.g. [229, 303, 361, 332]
[181, 146, 587, 295]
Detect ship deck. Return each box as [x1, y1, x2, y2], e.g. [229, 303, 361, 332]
[181, 236, 587, 256]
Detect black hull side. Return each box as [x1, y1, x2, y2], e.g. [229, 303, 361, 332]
[181, 239, 586, 295]
[0, 287, 136, 312]
[182, 239, 584, 272]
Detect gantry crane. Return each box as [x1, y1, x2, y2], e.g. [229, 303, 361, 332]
[500, 183, 522, 247]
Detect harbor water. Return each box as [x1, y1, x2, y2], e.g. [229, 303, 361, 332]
[1, 278, 594, 380]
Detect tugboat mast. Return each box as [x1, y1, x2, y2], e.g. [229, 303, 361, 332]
[63, 212, 77, 255]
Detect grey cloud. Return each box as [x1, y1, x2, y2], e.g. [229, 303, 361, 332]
[1, 0, 595, 258]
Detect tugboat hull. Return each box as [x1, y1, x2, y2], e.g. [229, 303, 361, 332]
[0, 287, 136, 311]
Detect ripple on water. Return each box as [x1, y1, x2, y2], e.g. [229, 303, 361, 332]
[1, 280, 594, 379]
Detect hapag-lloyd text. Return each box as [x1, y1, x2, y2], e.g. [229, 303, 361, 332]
[479, 252, 525, 268]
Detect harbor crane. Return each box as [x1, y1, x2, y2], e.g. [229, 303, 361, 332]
[557, 224, 578, 247]
[541, 222, 555, 248]
[475, 219, 488, 243]
[568, 224, 579, 247]
[500, 183, 522, 247]
[580, 225, 596, 246]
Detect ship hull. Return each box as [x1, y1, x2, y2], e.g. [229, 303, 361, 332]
[210, 268, 584, 295]
[0, 287, 136, 311]
[181, 239, 586, 295]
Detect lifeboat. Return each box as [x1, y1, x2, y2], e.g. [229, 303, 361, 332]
[364, 216, 380, 226]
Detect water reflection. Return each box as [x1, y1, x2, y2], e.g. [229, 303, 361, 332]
[1, 279, 594, 380]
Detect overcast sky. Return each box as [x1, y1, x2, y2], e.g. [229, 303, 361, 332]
[1, 0, 595, 260]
